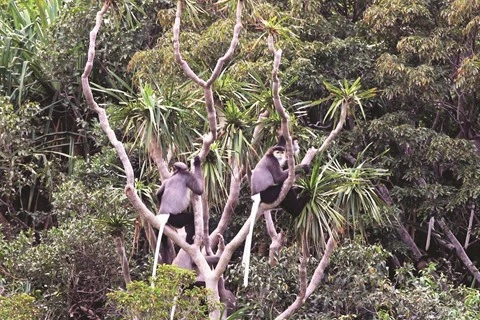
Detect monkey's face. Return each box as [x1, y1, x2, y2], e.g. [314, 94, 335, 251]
[273, 150, 286, 167]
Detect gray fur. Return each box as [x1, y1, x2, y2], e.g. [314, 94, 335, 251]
[250, 146, 288, 195]
[156, 157, 203, 215]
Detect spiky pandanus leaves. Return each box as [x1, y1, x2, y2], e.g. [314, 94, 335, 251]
[295, 151, 390, 254]
[295, 157, 345, 254]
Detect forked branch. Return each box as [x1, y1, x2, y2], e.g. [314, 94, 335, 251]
[81, 2, 211, 275]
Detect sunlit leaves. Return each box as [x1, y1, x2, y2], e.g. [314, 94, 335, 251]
[364, 0, 433, 33]
[0, 293, 40, 320]
[375, 53, 439, 100]
[454, 55, 480, 93]
[322, 78, 377, 121]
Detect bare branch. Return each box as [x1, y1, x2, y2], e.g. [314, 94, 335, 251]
[265, 34, 296, 209]
[264, 210, 284, 266]
[114, 235, 132, 285]
[465, 204, 475, 249]
[81, 2, 135, 186]
[173, 0, 206, 88]
[81, 2, 211, 274]
[437, 217, 480, 284]
[173, 0, 244, 144]
[252, 110, 269, 148]
[396, 222, 423, 260]
[214, 204, 267, 278]
[209, 164, 244, 247]
[206, 0, 244, 87]
[302, 100, 349, 165]
[275, 235, 336, 320]
[148, 135, 171, 181]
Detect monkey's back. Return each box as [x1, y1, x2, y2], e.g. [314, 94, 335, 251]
[250, 155, 277, 195]
[158, 173, 191, 214]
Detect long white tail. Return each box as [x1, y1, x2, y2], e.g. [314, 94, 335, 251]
[425, 216, 435, 251]
[242, 194, 261, 287]
[151, 213, 170, 287]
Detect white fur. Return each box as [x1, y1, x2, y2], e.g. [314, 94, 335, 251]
[274, 151, 287, 168]
[151, 213, 170, 287]
[242, 193, 261, 287]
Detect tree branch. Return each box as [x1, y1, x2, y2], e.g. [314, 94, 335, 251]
[81, 1, 211, 276]
[264, 210, 284, 266]
[148, 135, 171, 181]
[437, 217, 480, 284]
[266, 34, 296, 209]
[302, 100, 349, 165]
[209, 164, 243, 247]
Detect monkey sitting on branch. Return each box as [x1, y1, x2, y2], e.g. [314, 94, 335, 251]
[151, 156, 203, 281]
[242, 138, 310, 286]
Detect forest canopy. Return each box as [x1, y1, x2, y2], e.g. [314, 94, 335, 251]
[0, 0, 480, 319]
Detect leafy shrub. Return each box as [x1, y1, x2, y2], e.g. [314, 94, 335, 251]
[228, 241, 480, 319]
[0, 293, 39, 320]
[108, 264, 217, 319]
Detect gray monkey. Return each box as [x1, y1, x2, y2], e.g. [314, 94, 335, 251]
[152, 156, 203, 281]
[243, 143, 309, 286]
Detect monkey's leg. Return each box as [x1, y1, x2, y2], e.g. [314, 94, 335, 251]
[242, 193, 261, 287]
[260, 184, 282, 204]
[280, 188, 310, 218]
[152, 213, 170, 286]
[168, 212, 195, 244]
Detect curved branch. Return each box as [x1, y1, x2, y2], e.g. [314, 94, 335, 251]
[209, 164, 243, 247]
[81, 2, 211, 274]
[148, 135, 171, 181]
[173, 0, 206, 88]
[266, 34, 296, 209]
[174, 0, 244, 144]
[437, 217, 480, 284]
[205, 0, 243, 87]
[81, 3, 135, 186]
[302, 100, 349, 165]
[275, 235, 336, 320]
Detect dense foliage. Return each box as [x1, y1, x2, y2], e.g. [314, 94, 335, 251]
[1, 0, 480, 318]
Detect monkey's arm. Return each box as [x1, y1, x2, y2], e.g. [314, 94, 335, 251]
[187, 156, 204, 195]
[294, 164, 310, 175]
[271, 166, 289, 184]
[156, 184, 165, 203]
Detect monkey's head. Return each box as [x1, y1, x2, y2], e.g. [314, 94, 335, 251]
[172, 162, 188, 173]
[277, 135, 300, 156]
[269, 146, 286, 167]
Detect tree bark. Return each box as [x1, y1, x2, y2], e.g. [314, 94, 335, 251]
[276, 235, 336, 320]
[114, 235, 131, 285]
[437, 217, 480, 284]
[263, 210, 284, 266]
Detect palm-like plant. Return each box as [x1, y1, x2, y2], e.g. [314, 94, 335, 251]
[323, 78, 377, 123]
[296, 151, 390, 254]
[0, 0, 63, 103]
[108, 81, 199, 155]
